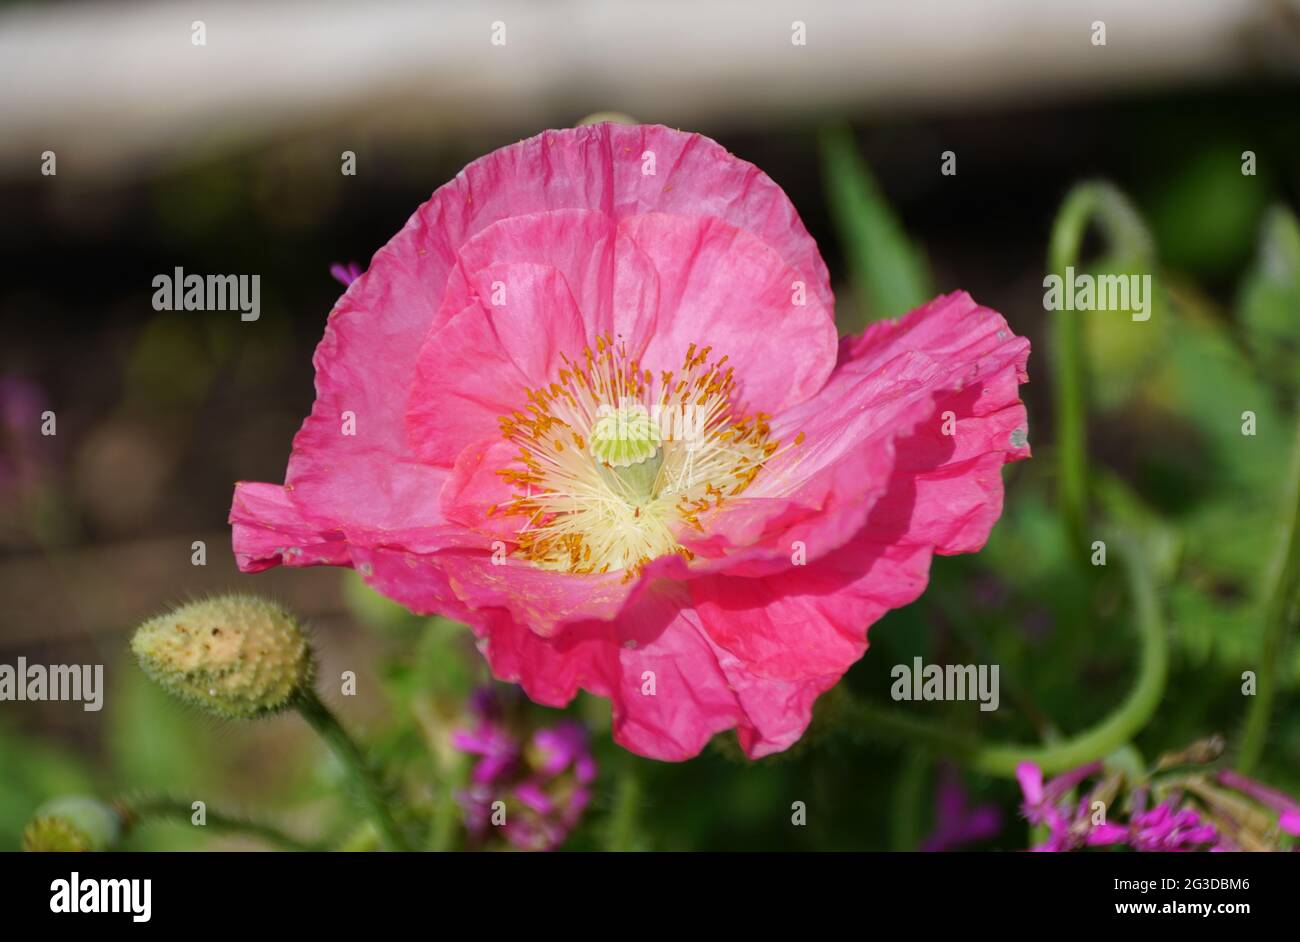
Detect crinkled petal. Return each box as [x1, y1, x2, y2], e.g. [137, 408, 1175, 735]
[677, 291, 1030, 573]
[620, 213, 837, 415]
[229, 481, 351, 572]
[249, 123, 825, 543]
[405, 266, 590, 467]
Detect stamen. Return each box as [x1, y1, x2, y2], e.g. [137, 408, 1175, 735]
[494, 335, 803, 574]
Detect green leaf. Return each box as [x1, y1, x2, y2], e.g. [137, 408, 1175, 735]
[819, 126, 931, 325]
[1156, 305, 1286, 495]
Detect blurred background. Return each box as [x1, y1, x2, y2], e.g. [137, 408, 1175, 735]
[1, 0, 1299, 850]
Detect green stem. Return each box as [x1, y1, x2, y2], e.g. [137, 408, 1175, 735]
[604, 765, 643, 852]
[1051, 299, 1088, 555]
[889, 752, 930, 850]
[120, 795, 320, 851]
[848, 541, 1167, 777]
[427, 755, 465, 852]
[1047, 182, 1153, 555]
[1237, 410, 1300, 774]
[295, 689, 411, 851]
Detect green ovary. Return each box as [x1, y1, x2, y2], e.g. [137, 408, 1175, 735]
[590, 402, 661, 468]
[590, 402, 664, 502]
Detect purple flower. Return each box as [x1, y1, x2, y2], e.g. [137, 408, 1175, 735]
[452, 724, 520, 785]
[1217, 770, 1300, 838]
[920, 765, 1002, 852]
[1015, 748, 1300, 852]
[533, 721, 598, 785]
[1130, 802, 1218, 851]
[329, 261, 363, 287]
[450, 686, 597, 851]
[1016, 761, 1129, 851]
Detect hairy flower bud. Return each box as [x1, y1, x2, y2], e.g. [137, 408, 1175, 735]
[131, 595, 313, 719]
[22, 796, 121, 852]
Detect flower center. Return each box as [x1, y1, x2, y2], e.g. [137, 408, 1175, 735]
[493, 335, 799, 577]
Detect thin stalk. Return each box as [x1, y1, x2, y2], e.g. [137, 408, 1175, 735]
[604, 765, 643, 852]
[119, 795, 320, 851]
[1237, 410, 1300, 773]
[295, 689, 411, 851]
[1047, 182, 1153, 555]
[889, 751, 930, 850]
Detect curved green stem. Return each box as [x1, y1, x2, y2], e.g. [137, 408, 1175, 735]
[849, 541, 1167, 777]
[1047, 182, 1153, 554]
[1237, 410, 1300, 773]
[295, 689, 412, 851]
[119, 795, 321, 851]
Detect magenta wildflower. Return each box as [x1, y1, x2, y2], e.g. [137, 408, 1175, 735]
[329, 261, 363, 287]
[1015, 747, 1300, 852]
[1128, 801, 1218, 851]
[451, 687, 596, 851]
[452, 722, 519, 785]
[1217, 769, 1300, 838]
[919, 765, 1002, 852]
[1017, 761, 1140, 852]
[535, 721, 598, 785]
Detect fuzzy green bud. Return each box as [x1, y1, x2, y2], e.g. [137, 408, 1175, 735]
[23, 796, 122, 852]
[131, 595, 313, 719]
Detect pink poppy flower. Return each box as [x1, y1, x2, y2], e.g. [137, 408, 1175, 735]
[230, 123, 1030, 761]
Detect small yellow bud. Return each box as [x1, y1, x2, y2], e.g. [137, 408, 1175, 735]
[23, 796, 122, 852]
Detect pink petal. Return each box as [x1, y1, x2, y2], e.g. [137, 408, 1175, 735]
[1016, 763, 1044, 805]
[677, 291, 1029, 571]
[228, 481, 351, 572]
[619, 213, 837, 415]
[1087, 823, 1130, 845]
[406, 263, 591, 467]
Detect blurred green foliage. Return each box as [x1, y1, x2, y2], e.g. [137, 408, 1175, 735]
[1149, 145, 1270, 279]
[820, 126, 932, 325]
